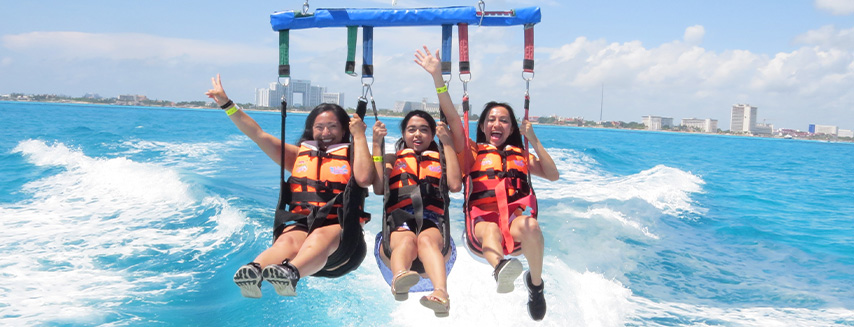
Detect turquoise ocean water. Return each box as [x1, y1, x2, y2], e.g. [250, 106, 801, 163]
[1, 101, 852, 326]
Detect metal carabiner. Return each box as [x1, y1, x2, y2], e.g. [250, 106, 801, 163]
[278, 76, 291, 87]
[461, 80, 470, 98]
[361, 76, 375, 99]
[442, 74, 452, 87]
[522, 71, 534, 97]
[360, 81, 373, 101]
[302, 0, 310, 15]
[459, 72, 472, 84]
[477, 1, 486, 26]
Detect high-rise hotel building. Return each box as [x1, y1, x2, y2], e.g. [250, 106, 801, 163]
[255, 80, 343, 109]
[730, 104, 757, 133]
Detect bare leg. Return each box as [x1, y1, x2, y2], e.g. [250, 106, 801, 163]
[388, 229, 418, 274]
[474, 221, 505, 268]
[288, 224, 342, 276]
[510, 215, 544, 286]
[416, 228, 447, 297]
[253, 226, 307, 266]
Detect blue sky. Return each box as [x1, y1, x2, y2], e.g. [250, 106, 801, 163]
[2, 0, 853, 130]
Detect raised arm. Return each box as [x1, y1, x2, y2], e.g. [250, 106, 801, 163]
[521, 120, 559, 181]
[370, 120, 389, 195]
[206, 74, 298, 171]
[437, 122, 462, 193]
[414, 46, 466, 154]
[349, 114, 374, 188]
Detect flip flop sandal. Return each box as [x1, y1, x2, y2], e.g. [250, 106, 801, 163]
[419, 294, 450, 317]
[391, 270, 420, 301]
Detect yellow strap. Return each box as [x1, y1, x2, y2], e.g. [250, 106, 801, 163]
[436, 85, 448, 94]
[225, 106, 239, 116]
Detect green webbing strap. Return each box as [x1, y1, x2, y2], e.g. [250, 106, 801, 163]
[345, 26, 358, 76]
[279, 30, 290, 77]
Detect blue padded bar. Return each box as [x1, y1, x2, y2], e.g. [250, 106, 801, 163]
[270, 6, 540, 30]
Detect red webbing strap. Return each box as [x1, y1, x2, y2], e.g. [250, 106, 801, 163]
[459, 22, 471, 141]
[495, 179, 514, 255]
[522, 25, 536, 218]
[523, 92, 530, 163]
[458, 23, 470, 75]
[523, 24, 534, 73]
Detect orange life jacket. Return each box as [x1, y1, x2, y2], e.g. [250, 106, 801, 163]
[287, 142, 351, 219]
[467, 143, 537, 254]
[386, 148, 445, 215]
[468, 143, 532, 207]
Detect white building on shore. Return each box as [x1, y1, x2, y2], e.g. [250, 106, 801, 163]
[642, 115, 674, 131]
[681, 118, 718, 133]
[811, 124, 839, 135]
[255, 80, 344, 108]
[730, 104, 757, 133]
[393, 98, 461, 114]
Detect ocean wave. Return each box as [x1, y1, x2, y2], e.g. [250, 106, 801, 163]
[385, 254, 633, 327]
[114, 136, 248, 175]
[627, 296, 854, 326]
[535, 147, 706, 217]
[2, 139, 244, 325]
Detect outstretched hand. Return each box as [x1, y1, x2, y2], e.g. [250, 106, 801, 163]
[414, 45, 442, 77]
[205, 74, 229, 107]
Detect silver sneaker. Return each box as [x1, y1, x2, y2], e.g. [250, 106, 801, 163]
[233, 263, 263, 298]
[493, 258, 523, 293]
[262, 261, 300, 297]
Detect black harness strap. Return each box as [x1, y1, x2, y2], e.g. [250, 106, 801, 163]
[381, 139, 452, 259]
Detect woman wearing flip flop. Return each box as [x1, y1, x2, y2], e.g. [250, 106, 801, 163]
[415, 46, 559, 321]
[371, 109, 461, 316]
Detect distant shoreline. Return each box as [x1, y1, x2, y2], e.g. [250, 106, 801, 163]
[3, 99, 851, 143]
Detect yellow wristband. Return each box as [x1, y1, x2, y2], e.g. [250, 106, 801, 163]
[372, 156, 383, 162]
[225, 105, 239, 116]
[436, 85, 448, 94]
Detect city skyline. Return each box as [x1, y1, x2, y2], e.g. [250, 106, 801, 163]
[1, 1, 853, 130]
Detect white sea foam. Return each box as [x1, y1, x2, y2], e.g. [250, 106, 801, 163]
[355, 217, 854, 327]
[535, 148, 706, 217]
[556, 205, 660, 240]
[1, 140, 244, 325]
[383, 240, 633, 327]
[115, 136, 247, 175]
[627, 296, 854, 327]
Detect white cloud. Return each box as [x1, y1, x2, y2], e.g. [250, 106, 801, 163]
[1, 31, 269, 65]
[534, 28, 854, 129]
[683, 25, 705, 45]
[815, 0, 854, 15]
[794, 25, 854, 50]
[2, 25, 853, 130]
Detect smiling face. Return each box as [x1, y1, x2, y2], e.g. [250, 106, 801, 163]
[481, 106, 513, 147]
[403, 116, 434, 153]
[311, 110, 344, 149]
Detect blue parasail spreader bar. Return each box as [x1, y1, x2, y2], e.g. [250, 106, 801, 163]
[270, 6, 541, 31]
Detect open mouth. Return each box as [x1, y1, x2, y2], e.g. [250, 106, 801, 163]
[489, 131, 503, 142]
